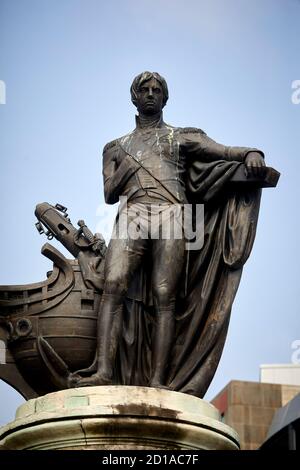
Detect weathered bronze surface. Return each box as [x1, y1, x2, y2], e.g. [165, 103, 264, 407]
[0, 72, 280, 399]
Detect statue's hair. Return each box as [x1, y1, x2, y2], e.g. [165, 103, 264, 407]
[130, 71, 169, 107]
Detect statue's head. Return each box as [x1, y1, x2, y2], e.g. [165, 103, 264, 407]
[130, 71, 169, 115]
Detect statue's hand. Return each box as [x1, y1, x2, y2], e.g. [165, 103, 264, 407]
[245, 151, 266, 178]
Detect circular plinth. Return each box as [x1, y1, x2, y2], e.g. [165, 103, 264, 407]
[0, 386, 239, 450]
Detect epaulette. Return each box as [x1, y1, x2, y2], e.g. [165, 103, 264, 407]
[180, 127, 206, 135]
[103, 139, 119, 153]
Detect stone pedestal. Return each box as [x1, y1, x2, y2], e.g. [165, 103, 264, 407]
[0, 386, 239, 450]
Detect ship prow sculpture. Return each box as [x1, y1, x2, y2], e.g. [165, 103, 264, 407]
[0, 203, 107, 398]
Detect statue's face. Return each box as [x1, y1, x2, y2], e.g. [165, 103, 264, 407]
[135, 78, 164, 115]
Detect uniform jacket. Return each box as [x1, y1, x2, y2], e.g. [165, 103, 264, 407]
[102, 119, 263, 205]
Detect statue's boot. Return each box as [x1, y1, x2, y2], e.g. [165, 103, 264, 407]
[149, 304, 175, 390]
[70, 354, 98, 378]
[76, 293, 124, 387]
[67, 355, 98, 387]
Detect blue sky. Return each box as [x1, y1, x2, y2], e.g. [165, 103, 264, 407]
[0, 0, 299, 425]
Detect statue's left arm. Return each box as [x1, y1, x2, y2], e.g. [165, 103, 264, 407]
[180, 128, 266, 176]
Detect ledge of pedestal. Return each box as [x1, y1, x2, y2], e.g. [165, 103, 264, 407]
[0, 386, 239, 450]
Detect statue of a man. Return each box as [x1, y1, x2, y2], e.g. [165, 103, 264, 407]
[75, 71, 265, 392]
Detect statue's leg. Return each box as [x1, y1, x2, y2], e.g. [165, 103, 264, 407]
[76, 235, 147, 387]
[93, 292, 124, 384]
[149, 235, 186, 389]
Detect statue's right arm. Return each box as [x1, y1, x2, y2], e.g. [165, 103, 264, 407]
[102, 142, 139, 204]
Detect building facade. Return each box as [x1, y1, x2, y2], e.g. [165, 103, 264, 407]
[211, 380, 300, 449]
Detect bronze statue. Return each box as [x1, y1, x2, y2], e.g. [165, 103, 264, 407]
[69, 71, 274, 393]
[0, 72, 280, 399]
